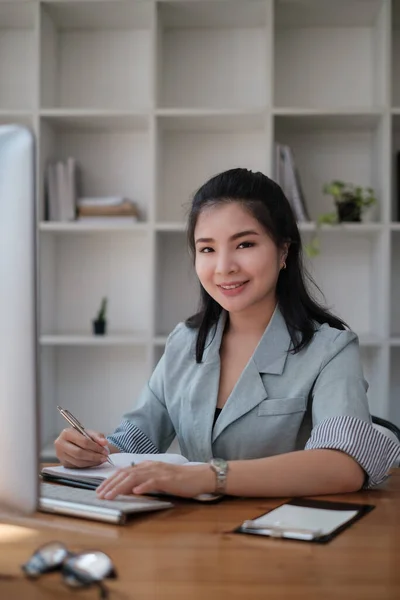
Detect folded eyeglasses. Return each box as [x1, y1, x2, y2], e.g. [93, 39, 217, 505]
[21, 541, 117, 599]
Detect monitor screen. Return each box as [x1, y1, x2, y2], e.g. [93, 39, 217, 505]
[0, 124, 38, 513]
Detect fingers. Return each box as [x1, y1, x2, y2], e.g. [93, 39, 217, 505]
[54, 428, 110, 468]
[97, 462, 170, 499]
[131, 478, 157, 495]
[96, 462, 208, 500]
[62, 440, 109, 468]
[97, 468, 138, 500]
[73, 429, 110, 454]
[86, 430, 109, 449]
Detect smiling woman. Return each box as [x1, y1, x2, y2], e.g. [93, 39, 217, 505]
[55, 168, 400, 501]
[193, 204, 287, 327]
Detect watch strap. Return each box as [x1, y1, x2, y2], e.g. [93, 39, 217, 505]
[209, 458, 229, 495]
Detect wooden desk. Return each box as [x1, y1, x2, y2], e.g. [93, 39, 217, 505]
[1, 470, 399, 600]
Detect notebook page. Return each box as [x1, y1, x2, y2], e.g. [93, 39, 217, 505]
[250, 504, 358, 536]
[42, 452, 191, 481]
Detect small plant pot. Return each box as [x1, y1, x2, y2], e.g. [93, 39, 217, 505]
[336, 200, 361, 223]
[93, 319, 107, 335]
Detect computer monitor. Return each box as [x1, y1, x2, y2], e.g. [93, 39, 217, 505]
[0, 124, 39, 513]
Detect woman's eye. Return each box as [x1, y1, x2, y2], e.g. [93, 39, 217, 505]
[238, 241, 254, 249]
[199, 247, 213, 253]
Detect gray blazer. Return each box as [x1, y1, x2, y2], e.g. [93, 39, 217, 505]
[115, 307, 372, 463]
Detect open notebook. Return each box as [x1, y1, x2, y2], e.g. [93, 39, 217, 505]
[41, 453, 220, 502]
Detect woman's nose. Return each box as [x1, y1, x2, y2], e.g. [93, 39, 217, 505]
[215, 251, 237, 275]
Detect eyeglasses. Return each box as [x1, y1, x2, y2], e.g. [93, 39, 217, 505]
[21, 541, 117, 599]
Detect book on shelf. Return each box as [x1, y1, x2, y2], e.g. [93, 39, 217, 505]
[78, 196, 126, 207]
[45, 157, 78, 222]
[274, 143, 310, 223]
[45, 165, 141, 224]
[76, 196, 140, 222]
[76, 216, 138, 224]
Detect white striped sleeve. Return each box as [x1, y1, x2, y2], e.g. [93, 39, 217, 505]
[106, 419, 159, 455]
[304, 415, 400, 488]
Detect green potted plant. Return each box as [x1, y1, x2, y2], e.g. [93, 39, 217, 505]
[92, 297, 108, 335]
[322, 180, 376, 223]
[304, 181, 377, 257]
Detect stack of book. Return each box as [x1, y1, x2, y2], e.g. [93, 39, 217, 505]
[45, 158, 78, 222]
[274, 144, 310, 223]
[45, 158, 140, 224]
[76, 197, 140, 224]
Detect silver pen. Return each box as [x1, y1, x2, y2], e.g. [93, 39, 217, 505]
[57, 406, 114, 466]
[241, 520, 322, 540]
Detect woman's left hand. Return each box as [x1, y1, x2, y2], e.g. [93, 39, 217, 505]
[96, 461, 216, 500]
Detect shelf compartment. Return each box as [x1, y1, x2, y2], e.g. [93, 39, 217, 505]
[0, 2, 36, 110]
[304, 232, 386, 339]
[153, 336, 168, 347]
[300, 223, 383, 234]
[39, 114, 151, 222]
[39, 345, 149, 453]
[273, 108, 384, 118]
[156, 112, 269, 222]
[155, 222, 186, 232]
[155, 231, 198, 337]
[40, 0, 153, 110]
[40, 333, 149, 346]
[39, 232, 152, 336]
[157, 0, 270, 109]
[274, 0, 387, 110]
[390, 231, 400, 336]
[156, 107, 268, 122]
[0, 111, 34, 128]
[274, 113, 385, 223]
[273, 111, 382, 131]
[360, 345, 388, 419]
[39, 110, 150, 129]
[358, 334, 385, 347]
[392, 1, 400, 107]
[389, 348, 400, 427]
[40, 222, 150, 233]
[391, 114, 400, 221]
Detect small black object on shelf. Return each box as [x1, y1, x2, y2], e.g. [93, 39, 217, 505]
[92, 297, 107, 336]
[93, 319, 107, 335]
[337, 199, 361, 223]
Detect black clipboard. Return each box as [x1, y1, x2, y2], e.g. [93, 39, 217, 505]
[233, 498, 375, 544]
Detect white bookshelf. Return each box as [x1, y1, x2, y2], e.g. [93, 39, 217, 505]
[2, 0, 400, 459]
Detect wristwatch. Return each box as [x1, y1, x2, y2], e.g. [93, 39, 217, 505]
[208, 458, 229, 495]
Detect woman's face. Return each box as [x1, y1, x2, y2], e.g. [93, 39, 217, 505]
[194, 202, 287, 316]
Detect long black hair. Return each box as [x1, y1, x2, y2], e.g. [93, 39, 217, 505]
[186, 168, 348, 363]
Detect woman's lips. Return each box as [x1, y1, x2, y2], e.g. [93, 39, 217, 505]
[217, 281, 249, 297]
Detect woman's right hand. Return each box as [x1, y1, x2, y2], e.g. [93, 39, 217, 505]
[54, 428, 111, 468]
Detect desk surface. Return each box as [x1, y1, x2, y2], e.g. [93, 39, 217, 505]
[0, 470, 399, 600]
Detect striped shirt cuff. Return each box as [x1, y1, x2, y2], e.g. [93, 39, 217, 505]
[305, 415, 400, 488]
[107, 419, 159, 455]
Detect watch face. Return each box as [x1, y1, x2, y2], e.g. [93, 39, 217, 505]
[212, 458, 227, 472]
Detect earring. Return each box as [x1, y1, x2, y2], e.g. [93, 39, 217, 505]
[281, 261, 286, 270]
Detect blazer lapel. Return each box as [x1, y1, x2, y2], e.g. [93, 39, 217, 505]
[186, 312, 227, 460]
[212, 306, 292, 443]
